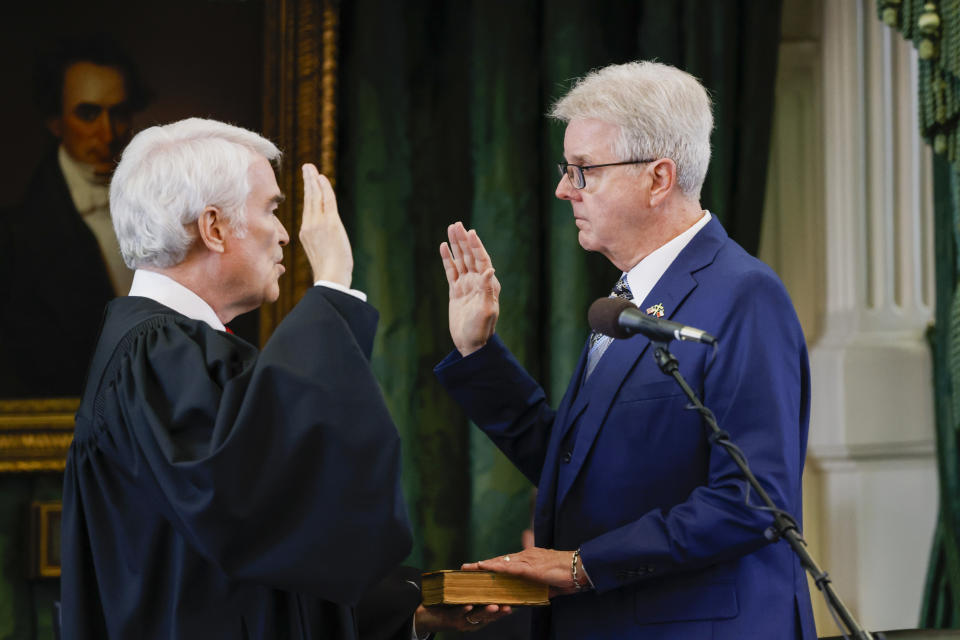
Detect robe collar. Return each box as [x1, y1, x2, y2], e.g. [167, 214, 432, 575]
[128, 269, 226, 332]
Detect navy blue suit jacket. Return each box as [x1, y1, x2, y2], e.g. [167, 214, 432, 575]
[436, 217, 816, 639]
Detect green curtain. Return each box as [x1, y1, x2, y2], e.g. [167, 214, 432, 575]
[923, 155, 960, 627]
[338, 0, 783, 579]
[0, 475, 61, 639]
[878, 0, 960, 627]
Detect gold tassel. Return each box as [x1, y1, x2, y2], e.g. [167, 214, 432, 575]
[919, 2, 942, 60]
[881, 0, 903, 27]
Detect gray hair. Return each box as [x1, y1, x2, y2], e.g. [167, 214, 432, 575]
[550, 61, 713, 198]
[110, 117, 282, 269]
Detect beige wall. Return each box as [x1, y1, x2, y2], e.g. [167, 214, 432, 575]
[761, 0, 939, 635]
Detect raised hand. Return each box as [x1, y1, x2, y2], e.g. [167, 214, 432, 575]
[300, 163, 353, 287]
[439, 221, 500, 357]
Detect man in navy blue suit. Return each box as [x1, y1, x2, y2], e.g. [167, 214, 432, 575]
[434, 61, 817, 639]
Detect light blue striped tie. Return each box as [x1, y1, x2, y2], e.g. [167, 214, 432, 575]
[585, 274, 633, 379]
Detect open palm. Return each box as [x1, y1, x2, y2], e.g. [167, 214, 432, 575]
[440, 222, 500, 356]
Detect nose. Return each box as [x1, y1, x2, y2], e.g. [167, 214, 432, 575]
[94, 111, 115, 144]
[555, 175, 579, 201]
[276, 217, 290, 246]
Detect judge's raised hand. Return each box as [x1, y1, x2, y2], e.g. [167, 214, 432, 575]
[300, 163, 353, 287]
[462, 547, 584, 598]
[440, 222, 500, 357]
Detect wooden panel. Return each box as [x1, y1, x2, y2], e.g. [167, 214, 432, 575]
[260, 0, 339, 342]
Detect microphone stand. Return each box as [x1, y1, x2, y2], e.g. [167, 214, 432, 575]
[651, 342, 880, 640]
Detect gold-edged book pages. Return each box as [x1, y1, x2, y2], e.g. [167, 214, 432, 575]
[421, 570, 550, 607]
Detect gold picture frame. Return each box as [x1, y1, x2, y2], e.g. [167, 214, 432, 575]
[0, 398, 78, 473]
[260, 0, 341, 341]
[0, 0, 339, 474]
[27, 501, 62, 579]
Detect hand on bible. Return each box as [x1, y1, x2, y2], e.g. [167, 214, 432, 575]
[440, 221, 500, 357]
[300, 163, 353, 287]
[462, 547, 583, 598]
[414, 602, 512, 633]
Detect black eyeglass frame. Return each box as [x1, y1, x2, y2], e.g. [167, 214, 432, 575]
[557, 158, 657, 189]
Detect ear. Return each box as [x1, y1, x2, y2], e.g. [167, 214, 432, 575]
[46, 116, 63, 139]
[648, 158, 677, 207]
[196, 206, 227, 254]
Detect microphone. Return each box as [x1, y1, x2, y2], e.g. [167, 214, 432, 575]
[588, 297, 717, 346]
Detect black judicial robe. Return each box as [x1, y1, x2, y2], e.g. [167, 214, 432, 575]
[356, 566, 422, 640]
[61, 287, 413, 639]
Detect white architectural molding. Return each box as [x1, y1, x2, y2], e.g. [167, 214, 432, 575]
[811, 439, 936, 467]
[763, 0, 939, 634]
[813, 0, 935, 454]
[760, 39, 825, 341]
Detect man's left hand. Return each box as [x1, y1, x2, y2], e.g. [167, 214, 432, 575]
[461, 547, 583, 597]
[414, 603, 511, 633]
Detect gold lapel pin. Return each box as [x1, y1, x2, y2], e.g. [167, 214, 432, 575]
[646, 303, 665, 318]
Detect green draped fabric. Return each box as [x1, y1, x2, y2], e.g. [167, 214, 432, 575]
[923, 155, 960, 628]
[879, 0, 960, 627]
[338, 0, 783, 584]
[0, 475, 61, 639]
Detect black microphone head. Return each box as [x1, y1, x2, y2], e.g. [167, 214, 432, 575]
[588, 297, 634, 340]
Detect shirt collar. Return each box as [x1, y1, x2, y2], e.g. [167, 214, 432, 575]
[625, 210, 712, 306]
[57, 145, 110, 215]
[127, 269, 226, 331]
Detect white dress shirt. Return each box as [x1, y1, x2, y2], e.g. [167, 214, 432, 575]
[585, 211, 712, 379]
[58, 146, 134, 296]
[128, 270, 227, 331]
[623, 210, 712, 308]
[128, 270, 368, 332]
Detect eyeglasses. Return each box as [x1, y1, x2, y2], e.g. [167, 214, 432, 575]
[557, 159, 656, 189]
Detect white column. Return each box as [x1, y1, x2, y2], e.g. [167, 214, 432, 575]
[761, 0, 938, 634]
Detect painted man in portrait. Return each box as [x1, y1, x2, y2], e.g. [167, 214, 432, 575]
[0, 37, 149, 396]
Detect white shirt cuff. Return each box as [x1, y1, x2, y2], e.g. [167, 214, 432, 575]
[314, 280, 368, 302]
[580, 555, 595, 589]
[407, 579, 429, 640]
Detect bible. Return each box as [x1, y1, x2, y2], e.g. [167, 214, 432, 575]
[421, 570, 550, 606]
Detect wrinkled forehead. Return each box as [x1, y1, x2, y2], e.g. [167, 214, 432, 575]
[61, 61, 129, 108]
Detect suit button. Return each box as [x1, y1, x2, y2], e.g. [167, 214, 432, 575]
[561, 451, 572, 463]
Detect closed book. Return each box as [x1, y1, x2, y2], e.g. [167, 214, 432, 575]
[421, 570, 550, 606]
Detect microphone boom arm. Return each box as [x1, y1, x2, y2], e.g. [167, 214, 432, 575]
[651, 342, 878, 640]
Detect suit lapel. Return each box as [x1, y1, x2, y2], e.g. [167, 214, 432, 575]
[553, 217, 728, 510]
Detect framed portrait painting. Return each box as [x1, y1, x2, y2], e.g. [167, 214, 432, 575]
[0, 0, 338, 473]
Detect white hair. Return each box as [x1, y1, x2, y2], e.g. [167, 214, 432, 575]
[110, 117, 282, 269]
[550, 60, 713, 198]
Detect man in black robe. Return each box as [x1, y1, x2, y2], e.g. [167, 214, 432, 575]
[61, 118, 414, 639]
